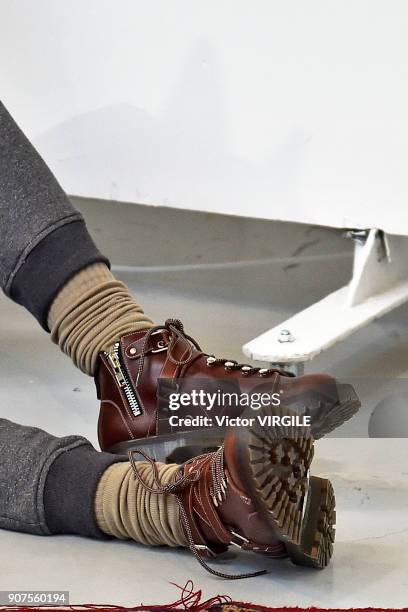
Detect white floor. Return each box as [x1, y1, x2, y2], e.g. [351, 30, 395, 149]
[1, 205, 408, 608]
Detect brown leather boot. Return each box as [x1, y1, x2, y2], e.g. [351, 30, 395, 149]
[95, 318, 360, 461]
[129, 405, 336, 578]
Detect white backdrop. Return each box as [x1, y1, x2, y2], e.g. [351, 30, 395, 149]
[1, 0, 408, 234]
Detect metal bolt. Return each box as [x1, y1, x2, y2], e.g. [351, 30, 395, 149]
[278, 329, 295, 343]
[344, 229, 369, 244]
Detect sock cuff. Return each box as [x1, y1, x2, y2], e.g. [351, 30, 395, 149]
[47, 261, 154, 376]
[48, 263, 113, 330]
[94, 460, 186, 547]
[10, 220, 110, 331]
[94, 462, 131, 538]
[44, 443, 127, 539]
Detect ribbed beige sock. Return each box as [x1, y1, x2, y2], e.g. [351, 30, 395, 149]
[48, 263, 154, 375]
[94, 461, 187, 547]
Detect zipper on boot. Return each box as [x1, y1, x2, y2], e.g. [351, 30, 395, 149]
[106, 343, 142, 417]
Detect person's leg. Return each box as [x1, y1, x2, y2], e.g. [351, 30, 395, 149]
[47, 263, 153, 374]
[0, 418, 121, 538]
[0, 101, 106, 325]
[0, 417, 181, 544]
[0, 417, 335, 576]
[0, 101, 360, 460]
[0, 102, 153, 375]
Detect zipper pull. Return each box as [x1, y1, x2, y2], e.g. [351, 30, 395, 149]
[107, 347, 126, 387]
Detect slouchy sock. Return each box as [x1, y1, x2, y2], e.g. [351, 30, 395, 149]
[48, 263, 154, 375]
[94, 461, 187, 547]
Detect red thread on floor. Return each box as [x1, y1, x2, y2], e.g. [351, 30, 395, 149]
[1, 581, 406, 612]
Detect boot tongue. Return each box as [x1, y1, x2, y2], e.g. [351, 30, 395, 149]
[160, 328, 201, 378]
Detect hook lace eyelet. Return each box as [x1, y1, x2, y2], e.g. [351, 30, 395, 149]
[224, 361, 235, 371]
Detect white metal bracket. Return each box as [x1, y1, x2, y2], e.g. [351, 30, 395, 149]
[243, 229, 408, 364]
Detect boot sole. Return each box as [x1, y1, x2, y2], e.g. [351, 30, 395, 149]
[228, 403, 315, 548]
[107, 382, 360, 462]
[108, 429, 226, 462]
[286, 476, 336, 569]
[310, 382, 360, 440]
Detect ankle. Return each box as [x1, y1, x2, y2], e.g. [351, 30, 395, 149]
[48, 263, 154, 375]
[95, 460, 186, 547]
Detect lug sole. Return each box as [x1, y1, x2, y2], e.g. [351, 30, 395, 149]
[228, 403, 315, 548]
[310, 383, 361, 439]
[286, 476, 336, 569]
[106, 382, 360, 462]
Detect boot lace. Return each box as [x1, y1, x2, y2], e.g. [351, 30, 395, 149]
[128, 447, 268, 580]
[135, 318, 293, 387]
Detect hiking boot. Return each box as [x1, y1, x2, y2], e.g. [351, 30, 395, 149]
[95, 318, 360, 461]
[130, 400, 336, 578]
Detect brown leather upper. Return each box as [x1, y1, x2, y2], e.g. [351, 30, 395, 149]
[177, 450, 288, 560]
[96, 319, 336, 451]
[128, 443, 287, 578]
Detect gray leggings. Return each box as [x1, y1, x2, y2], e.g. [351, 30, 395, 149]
[0, 418, 123, 538]
[0, 101, 108, 329]
[0, 103, 118, 536]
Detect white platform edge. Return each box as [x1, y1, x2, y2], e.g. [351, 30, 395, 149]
[243, 280, 408, 363]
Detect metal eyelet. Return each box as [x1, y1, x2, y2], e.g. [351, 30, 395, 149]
[206, 356, 217, 367]
[151, 338, 168, 353]
[224, 361, 236, 371]
[129, 347, 137, 355]
[258, 368, 269, 377]
[241, 365, 252, 375]
[194, 544, 217, 558]
[230, 530, 250, 549]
